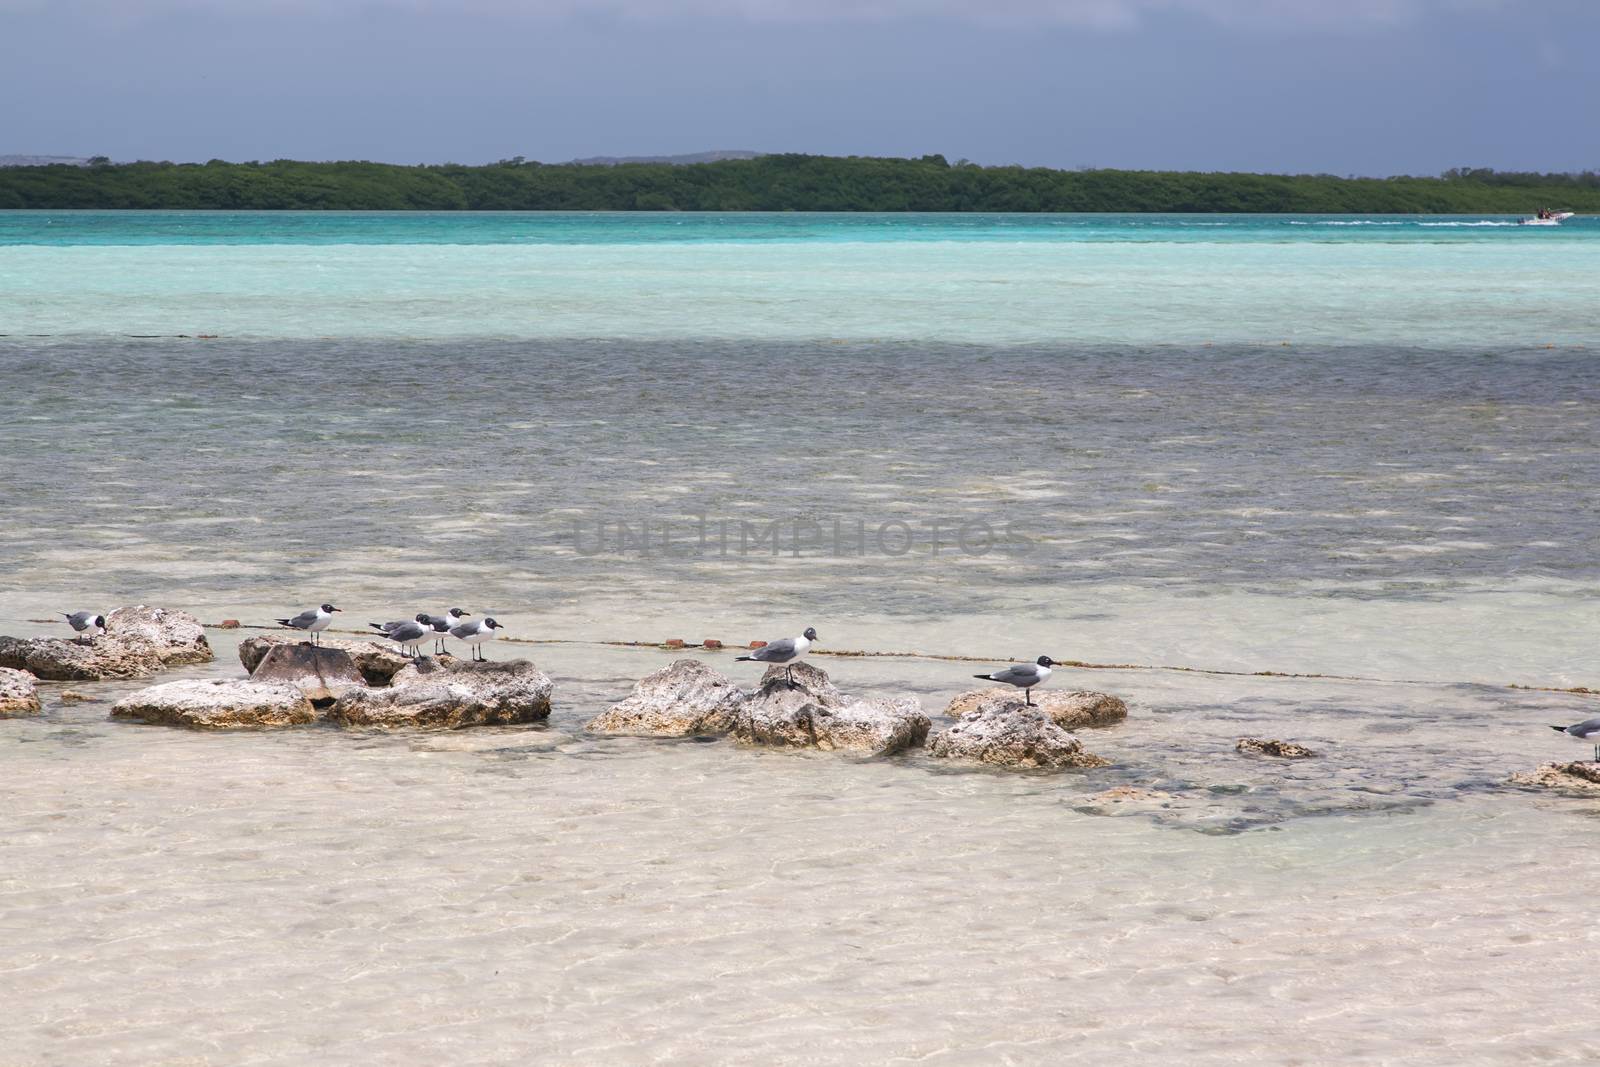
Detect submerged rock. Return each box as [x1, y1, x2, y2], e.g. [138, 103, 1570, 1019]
[927, 707, 1110, 770]
[730, 663, 930, 756]
[945, 687, 1129, 730]
[327, 657, 553, 728]
[1236, 737, 1319, 760]
[1509, 761, 1600, 797]
[110, 679, 315, 729]
[0, 667, 41, 717]
[238, 634, 411, 687]
[0, 605, 211, 682]
[587, 658, 748, 737]
[248, 643, 366, 703]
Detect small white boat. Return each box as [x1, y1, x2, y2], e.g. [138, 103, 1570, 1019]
[1518, 211, 1574, 226]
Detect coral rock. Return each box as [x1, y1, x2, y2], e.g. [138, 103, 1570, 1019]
[927, 707, 1110, 769]
[0, 667, 41, 717]
[110, 679, 314, 729]
[945, 687, 1128, 729]
[587, 658, 747, 737]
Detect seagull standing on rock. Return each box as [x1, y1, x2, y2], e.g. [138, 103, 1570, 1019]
[450, 617, 504, 661]
[736, 627, 818, 689]
[973, 655, 1059, 707]
[430, 608, 471, 653]
[1550, 716, 1600, 762]
[276, 604, 340, 646]
[370, 614, 430, 656]
[61, 611, 105, 645]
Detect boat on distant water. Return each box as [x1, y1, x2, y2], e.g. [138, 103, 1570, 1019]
[1518, 210, 1574, 226]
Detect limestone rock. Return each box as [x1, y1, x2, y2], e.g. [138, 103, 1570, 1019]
[927, 707, 1110, 769]
[58, 690, 94, 705]
[238, 633, 411, 687]
[248, 643, 366, 703]
[731, 663, 929, 756]
[327, 657, 553, 728]
[741, 660, 844, 714]
[103, 605, 212, 667]
[1236, 738, 1319, 759]
[0, 605, 210, 681]
[734, 694, 930, 756]
[0, 635, 162, 681]
[1509, 761, 1600, 797]
[110, 679, 314, 729]
[0, 667, 41, 717]
[945, 687, 1128, 729]
[587, 658, 748, 737]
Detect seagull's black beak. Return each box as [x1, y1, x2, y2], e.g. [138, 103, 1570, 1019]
[331, 607, 342, 612]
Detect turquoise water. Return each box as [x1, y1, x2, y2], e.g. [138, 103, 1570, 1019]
[2, 210, 1597, 246]
[7, 212, 1600, 1065]
[2, 211, 1595, 344]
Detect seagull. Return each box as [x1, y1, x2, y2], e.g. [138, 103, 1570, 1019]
[276, 603, 340, 645]
[370, 613, 431, 656]
[61, 611, 105, 644]
[449, 617, 504, 661]
[431, 608, 470, 652]
[973, 655, 1059, 707]
[1550, 716, 1600, 762]
[420, 614, 456, 655]
[736, 627, 818, 689]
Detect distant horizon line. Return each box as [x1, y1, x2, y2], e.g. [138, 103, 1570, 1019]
[3, 152, 1597, 181]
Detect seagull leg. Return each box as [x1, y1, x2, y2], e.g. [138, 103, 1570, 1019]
[1025, 687, 1033, 707]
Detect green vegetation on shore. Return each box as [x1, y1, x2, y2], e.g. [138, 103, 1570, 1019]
[2, 155, 1597, 212]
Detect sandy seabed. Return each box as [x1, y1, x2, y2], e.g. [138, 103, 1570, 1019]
[4, 635, 1598, 1066]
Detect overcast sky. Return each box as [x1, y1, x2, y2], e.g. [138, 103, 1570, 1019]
[3, 0, 1595, 173]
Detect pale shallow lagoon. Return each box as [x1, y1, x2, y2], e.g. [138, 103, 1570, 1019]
[2, 213, 1598, 1064]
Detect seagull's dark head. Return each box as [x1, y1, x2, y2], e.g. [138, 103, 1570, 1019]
[1037, 655, 1056, 667]
[414, 613, 431, 623]
[94, 615, 106, 629]
[484, 618, 502, 630]
[322, 604, 340, 613]
[451, 608, 471, 619]
[803, 627, 818, 641]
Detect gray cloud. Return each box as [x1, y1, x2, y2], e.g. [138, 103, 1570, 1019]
[0, 0, 1515, 28]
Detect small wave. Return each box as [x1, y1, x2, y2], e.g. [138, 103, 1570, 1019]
[1288, 218, 1518, 228]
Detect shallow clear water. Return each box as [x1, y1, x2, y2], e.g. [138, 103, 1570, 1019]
[2, 212, 1598, 1064]
[2, 211, 1598, 345]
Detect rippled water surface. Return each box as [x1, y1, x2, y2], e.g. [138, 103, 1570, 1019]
[2, 213, 1598, 1064]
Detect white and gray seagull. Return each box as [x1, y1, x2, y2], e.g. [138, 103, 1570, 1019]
[1550, 716, 1600, 762]
[429, 608, 471, 654]
[369, 613, 431, 656]
[275, 603, 341, 645]
[450, 617, 504, 661]
[61, 610, 106, 644]
[736, 627, 818, 689]
[974, 655, 1059, 707]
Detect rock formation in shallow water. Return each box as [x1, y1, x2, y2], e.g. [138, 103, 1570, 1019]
[730, 662, 930, 756]
[248, 643, 366, 703]
[0, 667, 41, 717]
[945, 687, 1128, 729]
[239, 633, 411, 687]
[0, 606, 211, 681]
[587, 658, 748, 737]
[1236, 738, 1319, 759]
[103, 605, 212, 668]
[1508, 761, 1600, 797]
[927, 706, 1110, 769]
[327, 657, 554, 728]
[110, 679, 315, 729]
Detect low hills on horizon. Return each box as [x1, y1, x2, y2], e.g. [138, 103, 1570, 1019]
[1, 153, 1596, 212]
